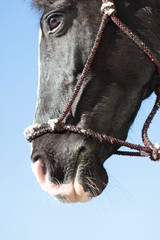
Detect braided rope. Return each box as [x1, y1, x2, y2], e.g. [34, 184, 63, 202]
[107, 11, 160, 160]
[110, 15, 160, 76]
[59, 13, 109, 123]
[24, 0, 160, 161]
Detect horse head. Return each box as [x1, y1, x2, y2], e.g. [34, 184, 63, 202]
[26, 0, 160, 203]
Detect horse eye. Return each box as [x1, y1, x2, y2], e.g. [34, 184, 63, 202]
[48, 15, 61, 31]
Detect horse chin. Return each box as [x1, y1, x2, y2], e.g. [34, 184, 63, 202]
[31, 139, 108, 203]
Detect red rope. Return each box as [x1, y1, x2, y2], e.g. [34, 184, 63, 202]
[59, 10, 160, 160]
[54, 122, 153, 159]
[108, 13, 160, 160]
[59, 14, 109, 123]
[25, 1, 160, 161]
[59, 9, 160, 160]
[110, 14, 160, 76]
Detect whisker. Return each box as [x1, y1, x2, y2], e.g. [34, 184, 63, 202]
[85, 176, 100, 196]
[53, 177, 61, 185]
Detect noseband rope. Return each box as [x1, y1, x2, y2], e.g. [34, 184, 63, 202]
[25, 0, 160, 161]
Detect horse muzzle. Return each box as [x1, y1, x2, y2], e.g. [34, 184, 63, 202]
[31, 135, 108, 203]
[32, 159, 91, 203]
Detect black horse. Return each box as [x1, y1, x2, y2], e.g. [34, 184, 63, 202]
[27, 0, 160, 203]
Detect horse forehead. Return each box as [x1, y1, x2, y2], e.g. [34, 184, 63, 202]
[33, 0, 99, 13]
[33, 0, 79, 11]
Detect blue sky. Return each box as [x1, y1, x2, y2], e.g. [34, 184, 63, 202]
[1, 1, 160, 240]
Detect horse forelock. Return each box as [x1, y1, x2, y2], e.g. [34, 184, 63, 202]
[32, 0, 77, 11]
[33, 0, 160, 10]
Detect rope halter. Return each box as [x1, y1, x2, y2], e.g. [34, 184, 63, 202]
[24, 0, 160, 161]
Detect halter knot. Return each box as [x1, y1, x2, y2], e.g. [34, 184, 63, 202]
[24, 123, 42, 141]
[25, 0, 160, 163]
[48, 118, 64, 132]
[101, 0, 116, 16]
[24, 118, 65, 142]
[151, 143, 160, 161]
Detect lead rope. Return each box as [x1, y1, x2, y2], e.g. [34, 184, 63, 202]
[24, 0, 160, 161]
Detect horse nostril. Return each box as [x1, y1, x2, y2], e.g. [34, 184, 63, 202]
[31, 158, 47, 185]
[50, 166, 65, 184]
[31, 151, 65, 184]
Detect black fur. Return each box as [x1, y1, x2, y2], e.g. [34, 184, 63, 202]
[31, 0, 160, 200]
